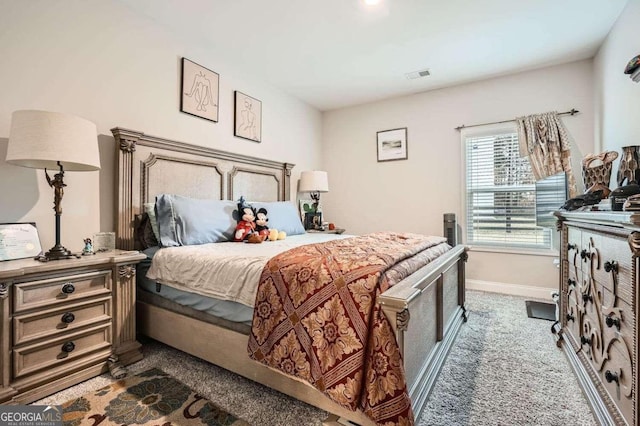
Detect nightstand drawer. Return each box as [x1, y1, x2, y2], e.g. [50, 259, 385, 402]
[12, 323, 112, 379]
[13, 270, 111, 313]
[13, 296, 112, 346]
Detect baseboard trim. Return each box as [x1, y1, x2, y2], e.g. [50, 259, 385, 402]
[466, 279, 555, 300]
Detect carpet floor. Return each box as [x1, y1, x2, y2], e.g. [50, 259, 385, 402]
[36, 290, 596, 425]
[418, 291, 595, 426]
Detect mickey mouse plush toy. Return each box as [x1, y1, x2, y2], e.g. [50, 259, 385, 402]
[234, 197, 256, 242]
[255, 207, 269, 239]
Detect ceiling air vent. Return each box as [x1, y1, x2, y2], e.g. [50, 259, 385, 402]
[405, 69, 431, 80]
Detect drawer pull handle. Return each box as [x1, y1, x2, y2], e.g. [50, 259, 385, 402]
[567, 279, 576, 287]
[605, 370, 619, 384]
[605, 315, 621, 329]
[582, 294, 592, 303]
[61, 283, 75, 294]
[567, 243, 576, 251]
[61, 342, 75, 353]
[566, 313, 575, 322]
[604, 261, 618, 273]
[580, 335, 591, 346]
[580, 249, 589, 261]
[61, 312, 75, 324]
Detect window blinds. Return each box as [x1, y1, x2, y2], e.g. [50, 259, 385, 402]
[465, 132, 554, 249]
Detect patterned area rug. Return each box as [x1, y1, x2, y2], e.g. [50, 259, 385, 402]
[61, 368, 248, 426]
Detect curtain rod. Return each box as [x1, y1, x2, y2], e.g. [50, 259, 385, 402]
[454, 108, 580, 131]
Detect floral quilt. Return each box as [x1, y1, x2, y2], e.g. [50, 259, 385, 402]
[247, 232, 449, 426]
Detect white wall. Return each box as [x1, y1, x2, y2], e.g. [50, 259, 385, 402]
[594, 0, 640, 165]
[0, 0, 322, 253]
[322, 60, 594, 296]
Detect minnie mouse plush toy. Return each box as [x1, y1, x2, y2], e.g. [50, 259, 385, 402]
[234, 197, 256, 242]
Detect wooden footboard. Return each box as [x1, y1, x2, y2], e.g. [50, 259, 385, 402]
[379, 244, 468, 416]
[137, 245, 467, 424]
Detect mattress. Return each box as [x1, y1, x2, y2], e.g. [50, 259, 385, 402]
[138, 253, 254, 326]
[138, 233, 451, 327]
[145, 233, 352, 307]
[137, 234, 353, 326]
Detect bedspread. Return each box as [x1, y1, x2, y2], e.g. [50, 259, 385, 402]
[248, 232, 449, 426]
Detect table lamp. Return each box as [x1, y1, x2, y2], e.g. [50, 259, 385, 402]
[299, 170, 329, 212]
[6, 110, 101, 261]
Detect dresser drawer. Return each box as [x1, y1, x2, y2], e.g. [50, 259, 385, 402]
[12, 323, 112, 379]
[13, 270, 111, 313]
[13, 296, 112, 346]
[580, 312, 603, 364]
[599, 341, 634, 426]
[600, 296, 635, 367]
[564, 293, 582, 351]
[584, 231, 633, 305]
[567, 227, 582, 269]
[565, 266, 583, 298]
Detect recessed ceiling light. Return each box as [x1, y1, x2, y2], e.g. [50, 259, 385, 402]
[363, 0, 381, 5]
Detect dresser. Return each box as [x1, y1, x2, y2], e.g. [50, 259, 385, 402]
[0, 250, 146, 404]
[555, 211, 640, 425]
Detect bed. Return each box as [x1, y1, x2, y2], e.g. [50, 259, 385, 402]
[112, 127, 469, 425]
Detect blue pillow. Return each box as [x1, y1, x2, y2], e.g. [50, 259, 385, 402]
[155, 194, 237, 246]
[251, 201, 305, 236]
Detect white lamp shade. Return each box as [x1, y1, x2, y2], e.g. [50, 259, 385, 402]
[6, 110, 100, 171]
[299, 170, 329, 192]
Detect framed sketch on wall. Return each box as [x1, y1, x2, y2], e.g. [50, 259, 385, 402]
[234, 91, 262, 142]
[377, 127, 408, 162]
[181, 58, 219, 122]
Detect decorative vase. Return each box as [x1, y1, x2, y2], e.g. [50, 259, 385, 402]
[582, 151, 618, 197]
[617, 146, 640, 186]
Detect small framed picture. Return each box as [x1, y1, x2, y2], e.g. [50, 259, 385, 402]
[377, 127, 408, 162]
[304, 212, 322, 230]
[298, 198, 318, 221]
[0, 222, 42, 261]
[234, 91, 262, 142]
[181, 57, 219, 122]
[93, 232, 116, 252]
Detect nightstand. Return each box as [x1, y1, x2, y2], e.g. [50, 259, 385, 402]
[0, 250, 146, 404]
[307, 228, 346, 234]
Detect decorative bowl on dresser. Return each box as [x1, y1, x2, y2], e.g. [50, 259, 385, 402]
[555, 211, 640, 425]
[0, 250, 146, 404]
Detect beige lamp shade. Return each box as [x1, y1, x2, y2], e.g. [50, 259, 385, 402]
[6, 110, 100, 171]
[299, 170, 329, 192]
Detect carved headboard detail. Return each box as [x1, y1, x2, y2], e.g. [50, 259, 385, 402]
[112, 127, 294, 250]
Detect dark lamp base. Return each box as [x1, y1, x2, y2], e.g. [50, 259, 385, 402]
[36, 245, 80, 262]
[39, 164, 82, 262]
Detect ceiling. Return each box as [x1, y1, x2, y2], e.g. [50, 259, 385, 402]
[119, 0, 628, 111]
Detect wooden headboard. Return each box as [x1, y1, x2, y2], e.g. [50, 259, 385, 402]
[112, 128, 294, 250]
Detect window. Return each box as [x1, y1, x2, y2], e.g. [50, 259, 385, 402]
[464, 129, 561, 250]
